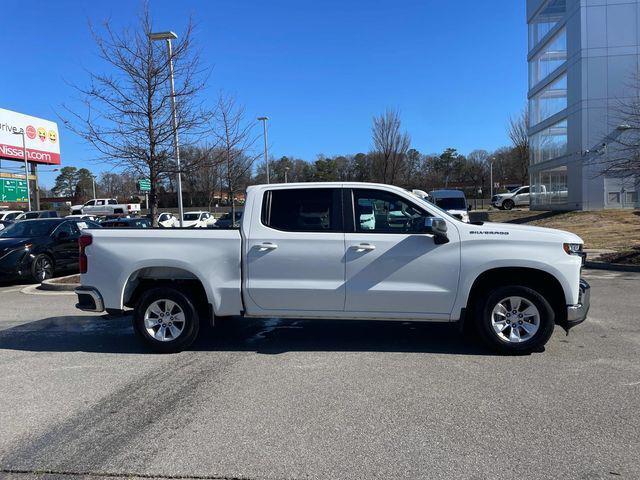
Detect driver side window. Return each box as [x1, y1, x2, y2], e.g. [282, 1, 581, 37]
[353, 189, 429, 234]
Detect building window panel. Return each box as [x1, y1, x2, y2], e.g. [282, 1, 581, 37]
[530, 74, 567, 126]
[531, 119, 568, 164]
[529, 0, 567, 50]
[531, 166, 568, 206]
[529, 28, 566, 88]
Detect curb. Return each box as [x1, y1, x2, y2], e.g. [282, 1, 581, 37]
[585, 261, 640, 273]
[40, 274, 80, 292]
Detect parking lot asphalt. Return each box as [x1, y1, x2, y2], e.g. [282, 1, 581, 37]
[0, 269, 639, 480]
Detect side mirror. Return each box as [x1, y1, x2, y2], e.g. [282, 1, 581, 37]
[424, 217, 449, 244]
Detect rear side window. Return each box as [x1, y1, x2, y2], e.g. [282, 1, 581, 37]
[108, 199, 117, 205]
[262, 188, 341, 232]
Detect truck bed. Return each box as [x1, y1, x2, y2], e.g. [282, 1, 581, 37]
[82, 228, 243, 315]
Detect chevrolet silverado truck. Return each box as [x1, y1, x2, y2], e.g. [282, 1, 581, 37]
[75, 182, 590, 354]
[71, 198, 141, 216]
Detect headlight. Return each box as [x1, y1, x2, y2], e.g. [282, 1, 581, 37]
[563, 243, 583, 255]
[564, 243, 586, 265]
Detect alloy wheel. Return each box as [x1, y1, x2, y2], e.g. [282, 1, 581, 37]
[143, 299, 186, 342]
[491, 296, 540, 343]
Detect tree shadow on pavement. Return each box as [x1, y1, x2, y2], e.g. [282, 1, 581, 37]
[0, 314, 495, 356]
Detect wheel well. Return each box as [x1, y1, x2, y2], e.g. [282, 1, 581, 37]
[466, 267, 567, 324]
[123, 267, 211, 322]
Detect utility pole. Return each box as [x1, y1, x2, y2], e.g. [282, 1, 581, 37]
[257, 116, 270, 183]
[12, 131, 31, 211]
[150, 31, 184, 227]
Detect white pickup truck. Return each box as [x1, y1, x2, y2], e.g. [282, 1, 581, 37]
[76, 182, 590, 354]
[71, 198, 141, 216]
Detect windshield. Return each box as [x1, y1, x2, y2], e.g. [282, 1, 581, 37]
[183, 213, 201, 221]
[0, 220, 58, 238]
[433, 197, 466, 210]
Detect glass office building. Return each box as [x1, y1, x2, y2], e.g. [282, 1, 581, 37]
[527, 0, 640, 209]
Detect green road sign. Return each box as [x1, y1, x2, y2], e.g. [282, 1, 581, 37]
[0, 178, 28, 203]
[137, 179, 151, 192]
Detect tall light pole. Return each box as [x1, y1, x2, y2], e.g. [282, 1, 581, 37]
[91, 175, 97, 199]
[257, 116, 270, 183]
[150, 30, 184, 227]
[489, 157, 495, 199]
[12, 131, 31, 211]
[284, 166, 290, 183]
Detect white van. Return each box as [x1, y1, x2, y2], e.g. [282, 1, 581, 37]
[428, 189, 470, 222]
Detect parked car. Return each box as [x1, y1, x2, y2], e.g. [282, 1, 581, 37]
[0, 218, 101, 283]
[0, 210, 23, 221]
[491, 186, 531, 210]
[75, 182, 589, 354]
[15, 210, 59, 221]
[71, 198, 141, 216]
[214, 211, 242, 229]
[101, 217, 152, 229]
[181, 211, 216, 228]
[429, 189, 470, 223]
[158, 212, 178, 228]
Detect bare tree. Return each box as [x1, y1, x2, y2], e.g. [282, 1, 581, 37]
[371, 108, 411, 184]
[508, 108, 530, 184]
[61, 3, 213, 224]
[212, 94, 260, 220]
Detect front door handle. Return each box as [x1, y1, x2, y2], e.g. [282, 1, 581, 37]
[352, 243, 376, 251]
[258, 242, 278, 250]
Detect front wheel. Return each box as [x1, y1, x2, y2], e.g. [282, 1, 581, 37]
[475, 285, 555, 354]
[133, 287, 200, 353]
[30, 254, 54, 283]
[502, 199, 515, 210]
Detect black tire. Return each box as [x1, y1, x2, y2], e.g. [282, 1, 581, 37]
[30, 254, 54, 283]
[502, 199, 515, 210]
[133, 287, 200, 353]
[474, 285, 555, 354]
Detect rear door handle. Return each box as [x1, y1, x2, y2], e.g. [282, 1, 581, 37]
[258, 242, 278, 250]
[352, 243, 376, 251]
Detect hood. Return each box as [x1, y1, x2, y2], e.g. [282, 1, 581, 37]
[477, 221, 583, 244]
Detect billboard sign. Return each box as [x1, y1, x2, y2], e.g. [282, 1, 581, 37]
[0, 178, 28, 203]
[0, 108, 61, 165]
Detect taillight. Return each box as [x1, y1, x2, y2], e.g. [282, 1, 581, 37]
[79, 234, 92, 274]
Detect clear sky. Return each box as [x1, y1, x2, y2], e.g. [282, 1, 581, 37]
[1, 0, 528, 189]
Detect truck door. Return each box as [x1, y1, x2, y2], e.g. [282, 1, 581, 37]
[514, 187, 530, 206]
[245, 187, 345, 312]
[344, 188, 461, 317]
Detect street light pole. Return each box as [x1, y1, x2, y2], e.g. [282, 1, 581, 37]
[284, 166, 289, 183]
[489, 157, 494, 200]
[92, 175, 97, 199]
[257, 116, 270, 183]
[12, 131, 31, 211]
[150, 30, 184, 227]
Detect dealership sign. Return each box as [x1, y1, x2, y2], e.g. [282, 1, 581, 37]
[0, 108, 61, 165]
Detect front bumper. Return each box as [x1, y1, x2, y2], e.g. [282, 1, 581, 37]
[75, 286, 105, 312]
[566, 279, 590, 328]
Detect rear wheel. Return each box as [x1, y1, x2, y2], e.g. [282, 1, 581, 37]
[133, 287, 200, 353]
[502, 199, 515, 210]
[30, 254, 54, 283]
[475, 285, 555, 354]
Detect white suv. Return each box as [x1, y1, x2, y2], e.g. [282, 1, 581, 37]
[492, 186, 530, 210]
